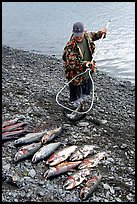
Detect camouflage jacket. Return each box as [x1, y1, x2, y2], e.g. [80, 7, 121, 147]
[63, 30, 105, 85]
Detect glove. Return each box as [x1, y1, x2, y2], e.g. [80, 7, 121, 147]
[100, 27, 108, 38]
[86, 60, 96, 73]
[100, 27, 108, 33]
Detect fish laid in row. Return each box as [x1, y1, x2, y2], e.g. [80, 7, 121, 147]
[44, 161, 82, 179]
[14, 142, 42, 162]
[46, 145, 78, 166]
[79, 175, 102, 200]
[32, 142, 61, 163]
[2, 122, 27, 133]
[2, 116, 24, 128]
[13, 130, 47, 146]
[63, 168, 91, 190]
[41, 127, 63, 144]
[78, 151, 107, 169]
[2, 128, 31, 142]
[69, 145, 96, 161]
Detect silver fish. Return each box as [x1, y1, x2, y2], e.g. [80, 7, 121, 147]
[32, 142, 61, 163]
[2, 122, 27, 133]
[14, 142, 42, 162]
[13, 130, 47, 146]
[2, 116, 24, 128]
[80, 175, 102, 200]
[41, 127, 63, 144]
[63, 168, 91, 190]
[46, 145, 78, 166]
[44, 161, 82, 179]
[69, 145, 96, 161]
[78, 151, 107, 169]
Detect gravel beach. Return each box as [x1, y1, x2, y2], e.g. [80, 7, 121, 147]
[2, 45, 135, 202]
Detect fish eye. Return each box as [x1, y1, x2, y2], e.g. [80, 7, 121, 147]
[62, 155, 66, 158]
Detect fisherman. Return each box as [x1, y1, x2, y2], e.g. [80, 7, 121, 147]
[62, 22, 108, 108]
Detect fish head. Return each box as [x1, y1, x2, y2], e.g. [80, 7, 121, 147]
[13, 139, 23, 146]
[63, 176, 75, 189]
[32, 151, 41, 163]
[41, 134, 49, 144]
[54, 126, 62, 133]
[69, 153, 76, 161]
[43, 167, 56, 179]
[46, 153, 59, 166]
[79, 186, 89, 200]
[98, 151, 107, 159]
[86, 175, 102, 187]
[78, 159, 93, 169]
[81, 168, 91, 176]
[69, 154, 82, 161]
[14, 150, 26, 162]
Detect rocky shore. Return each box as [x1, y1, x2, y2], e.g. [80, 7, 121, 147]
[2, 45, 135, 202]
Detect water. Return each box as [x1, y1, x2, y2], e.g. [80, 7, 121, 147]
[2, 2, 135, 84]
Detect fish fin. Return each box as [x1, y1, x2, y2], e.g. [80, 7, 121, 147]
[43, 169, 50, 179]
[32, 154, 36, 163]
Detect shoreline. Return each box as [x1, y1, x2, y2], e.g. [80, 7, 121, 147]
[2, 44, 135, 85]
[2, 45, 135, 202]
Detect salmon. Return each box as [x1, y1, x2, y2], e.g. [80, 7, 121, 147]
[46, 145, 78, 166]
[44, 161, 82, 179]
[32, 142, 61, 163]
[2, 129, 31, 142]
[78, 151, 107, 169]
[13, 130, 47, 146]
[69, 145, 96, 161]
[41, 127, 63, 144]
[2, 117, 24, 128]
[80, 175, 102, 200]
[2, 122, 27, 133]
[14, 142, 42, 162]
[63, 168, 91, 190]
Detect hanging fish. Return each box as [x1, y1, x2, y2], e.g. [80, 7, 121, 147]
[41, 126, 63, 144]
[69, 145, 96, 161]
[13, 130, 47, 146]
[2, 128, 31, 142]
[63, 168, 91, 190]
[46, 145, 78, 166]
[78, 151, 107, 169]
[44, 160, 82, 179]
[2, 116, 24, 128]
[14, 142, 42, 162]
[32, 142, 61, 163]
[2, 122, 27, 133]
[79, 175, 102, 200]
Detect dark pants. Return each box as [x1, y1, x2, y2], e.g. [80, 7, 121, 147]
[69, 78, 92, 102]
